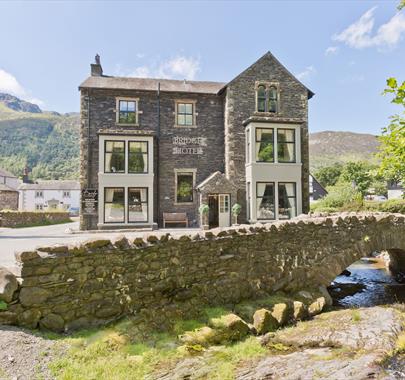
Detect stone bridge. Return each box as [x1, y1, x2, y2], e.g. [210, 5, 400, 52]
[0, 212, 404, 332]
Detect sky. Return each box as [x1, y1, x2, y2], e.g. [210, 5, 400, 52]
[0, 0, 404, 135]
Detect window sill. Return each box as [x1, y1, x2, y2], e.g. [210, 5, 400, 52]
[174, 202, 194, 206]
[174, 125, 198, 129]
[116, 123, 139, 127]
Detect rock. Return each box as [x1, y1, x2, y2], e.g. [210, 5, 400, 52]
[17, 309, 41, 329]
[84, 239, 111, 249]
[253, 308, 279, 335]
[15, 251, 41, 262]
[0, 311, 17, 325]
[0, 267, 19, 303]
[95, 304, 122, 319]
[293, 301, 307, 320]
[209, 313, 250, 342]
[308, 297, 326, 317]
[318, 286, 333, 306]
[39, 313, 65, 332]
[180, 326, 220, 347]
[297, 290, 312, 300]
[340, 269, 351, 276]
[19, 287, 50, 307]
[271, 303, 291, 326]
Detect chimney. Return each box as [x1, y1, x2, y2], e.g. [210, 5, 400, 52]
[91, 54, 103, 76]
[22, 167, 32, 184]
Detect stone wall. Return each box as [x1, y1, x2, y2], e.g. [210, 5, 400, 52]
[0, 211, 70, 228]
[0, 190, 19, 211]
[0, 212, 404, 332]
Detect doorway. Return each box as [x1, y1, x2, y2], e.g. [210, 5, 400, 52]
[208, 194, 230, 229]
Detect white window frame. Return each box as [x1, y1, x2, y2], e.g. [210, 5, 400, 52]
[35, 190, 43, 198]
[174, 100, 197, 128]
[115, 97, 141, 126]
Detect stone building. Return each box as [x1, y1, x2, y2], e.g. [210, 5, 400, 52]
[0, 184, 19, 210]
[79, 52, 313, 230]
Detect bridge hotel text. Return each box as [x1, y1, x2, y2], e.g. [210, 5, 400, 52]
[79, 52, 313, 230]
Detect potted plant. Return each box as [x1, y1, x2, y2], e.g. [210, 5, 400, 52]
[232, 203, 242, 226]
[199, 204, 209, 230]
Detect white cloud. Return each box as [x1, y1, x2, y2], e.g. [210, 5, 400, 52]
[295, 65, 316, 81]
[333, 6, 405, 49]
[118, 55, 201, 80]
[325, 46, 339, 56]
[0, 68, 44, 106]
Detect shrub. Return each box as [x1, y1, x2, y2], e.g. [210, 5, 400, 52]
[364, 199, 405, 214]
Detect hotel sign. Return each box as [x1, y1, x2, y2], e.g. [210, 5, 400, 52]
[172, 136, 207, 155]
[81, 189, 98, 215]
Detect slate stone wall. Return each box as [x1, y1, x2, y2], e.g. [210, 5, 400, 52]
[1, 213, 404, 332]
[0, 191, 18, 211]
[80, 88, 225, 229]
[0, 211, 70, 228]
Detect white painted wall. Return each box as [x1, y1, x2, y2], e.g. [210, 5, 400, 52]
[245, 122, 302, 222]
[19, 189, 80, 212]
[98, 134, 154, 227]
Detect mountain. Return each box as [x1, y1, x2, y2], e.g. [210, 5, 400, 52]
[0, 93, 42, 113]
[0, 95, 79, 180]
[309, 131, 380, 170]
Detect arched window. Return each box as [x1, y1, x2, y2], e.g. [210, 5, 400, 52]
[268, 86, 278, 113]
[257, 85, 266, 112]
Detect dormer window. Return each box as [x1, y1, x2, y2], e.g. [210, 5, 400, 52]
[256, 83, 279, 113]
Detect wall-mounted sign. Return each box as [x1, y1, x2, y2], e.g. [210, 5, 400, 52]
[172, 136, 207, 155]
[81, 189, 98, 215]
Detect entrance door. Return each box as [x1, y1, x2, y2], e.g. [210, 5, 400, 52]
[208, 195, 219, 229]
[218, 194, 230, 227]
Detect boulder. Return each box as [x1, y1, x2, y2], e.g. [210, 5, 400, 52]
[209, 313, 250, 342]
[39, 313, 65, 332]
[318, 286, 333, 307]
[253, 308, 279, 335]
[180, 326, 220, 347]
[0, 267, 19, 303]
[308, 297, 327, 317]
[271, 303, 291, 326]
[18, 309, 42, 329]
[293, 301, 307, 321]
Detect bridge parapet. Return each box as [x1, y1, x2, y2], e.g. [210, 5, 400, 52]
[0, 212, 404, 332]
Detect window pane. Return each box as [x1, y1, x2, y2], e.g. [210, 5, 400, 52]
[119, 112, 128, 123]
[185, 114, 193, 125]
[119, 101, 128, 112]
[257, 86, 266, 112]
[127, 112, 136, 124]
[177, 173, 193, 203]
[268, 100, 277, 113]
[127, 101, 136, 112]
[269, 87, 277, 100]
[178, 103, 185, 114]
[185, 103, 193, 114]
[278, 129, 294, 142]
[278, 183, 296, 219]
[256, 129, 274, 162]
[178, 114, 185, 125]
[128, 153, 148, 173]
[104, 188, 124, 223]
[278, 143, 295, 162]
[256, 183, 275, 219]
[105, 151, 125, 172]
[258, 99, 266, 112]
[128, 188, 148, 222]
[129, 141, 147, 153]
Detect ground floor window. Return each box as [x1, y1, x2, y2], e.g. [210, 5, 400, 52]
[128, 188, 148, 222]
[176, 171, 195, 203]
[256, 182, 275, 220]
[35, 204, 43, 211]
[104, 187, 125, 223]
[278, 182, 297, 219]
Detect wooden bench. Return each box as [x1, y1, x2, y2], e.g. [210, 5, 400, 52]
[163, 212, 188, 228]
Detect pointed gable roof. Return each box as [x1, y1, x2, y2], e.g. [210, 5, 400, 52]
[218, 51, 314, 99]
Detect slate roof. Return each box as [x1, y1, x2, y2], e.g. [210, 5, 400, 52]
[79, 76, 225, 95]
[0, 183, 18, 192]
[18, 180, 80, 191]
[0, 168, 17, 178]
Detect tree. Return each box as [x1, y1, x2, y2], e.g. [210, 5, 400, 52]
[340, 161, 374, 196]
[313, 164, 343, 188]
[377, 78, 405, 186]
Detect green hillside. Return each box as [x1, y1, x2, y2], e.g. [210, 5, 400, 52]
[0, 99, 79, 180]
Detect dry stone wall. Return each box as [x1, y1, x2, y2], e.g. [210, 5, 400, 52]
[0, 211, 70, 228]
[0, 212, 404, 332]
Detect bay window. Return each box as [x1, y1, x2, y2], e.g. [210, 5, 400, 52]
[256, 128, 274, 162]
[277, 129, 296, 163]
[256, 182, 275, 220]
[278, 183, 297, 219]
[128, 141, 148, 173]
[128, 188, 148, 222]
[104, 188, 125, 223]
[104, 141, 125, 173]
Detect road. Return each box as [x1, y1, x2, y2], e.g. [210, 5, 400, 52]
[0, 221, 199, 268]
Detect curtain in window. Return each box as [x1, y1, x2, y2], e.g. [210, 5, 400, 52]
[128, 188, 148, 222]
[278, 183, 296, 219]
[104, 188, 125, 223]
[256, 183, 275, 219]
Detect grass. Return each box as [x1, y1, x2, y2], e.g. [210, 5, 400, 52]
[47, 306, 268, 380]
[11, 218, 72, 229]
